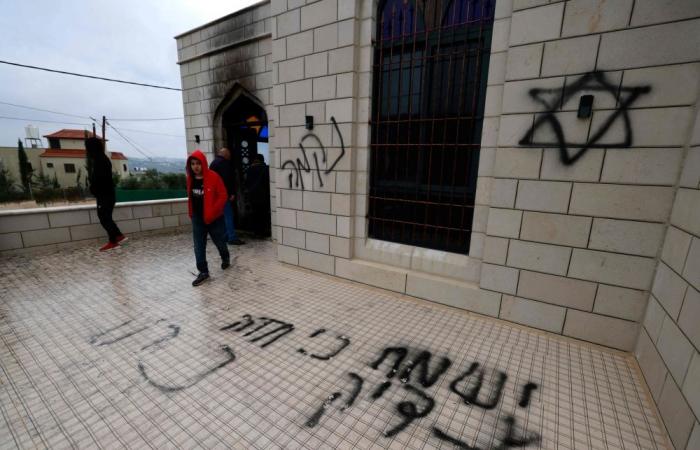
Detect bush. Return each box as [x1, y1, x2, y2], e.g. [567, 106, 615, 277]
[119, 176, 140, 190]
[33, 188, 63, 204]
[118, 170, 185, 190]
[0, 167, 28, 203]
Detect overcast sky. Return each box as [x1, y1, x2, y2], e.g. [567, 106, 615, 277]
[0, 0, 261, 158]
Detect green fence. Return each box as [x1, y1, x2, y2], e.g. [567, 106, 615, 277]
[115, 189, 187, 202]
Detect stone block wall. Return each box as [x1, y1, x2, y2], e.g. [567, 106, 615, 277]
[0, 199, 190, 253]
[271, 0, 359, 270]
[175, 1, 278, 240]
[480, 0, 700, 360]
[635, 64, 700, 450]
[176, 2, 272, 158]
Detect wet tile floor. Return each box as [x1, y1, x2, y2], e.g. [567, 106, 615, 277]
[0, 231, 670, 449]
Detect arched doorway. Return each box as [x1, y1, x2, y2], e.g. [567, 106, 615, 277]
[214, 87, 270, 235]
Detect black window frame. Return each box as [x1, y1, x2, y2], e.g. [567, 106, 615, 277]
[368, 0, 495, 255]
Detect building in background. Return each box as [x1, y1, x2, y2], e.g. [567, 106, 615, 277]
[0, 128, 131, 190]
[0, 145, 42, 185]
[40, 129, 130, 188]
[176, 2, 700, 447]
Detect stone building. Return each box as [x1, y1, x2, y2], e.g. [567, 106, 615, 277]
[0, 145, 42, 185]
[175, 1, 700, 447]
[40, 129, 130, 188]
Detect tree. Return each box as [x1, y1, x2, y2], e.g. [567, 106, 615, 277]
[0, 165, 25, 202]
[17, 139, 33, 196]
[0, 164, 13, 191]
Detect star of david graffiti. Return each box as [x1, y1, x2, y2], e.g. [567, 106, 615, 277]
[518, 72, 651, 165]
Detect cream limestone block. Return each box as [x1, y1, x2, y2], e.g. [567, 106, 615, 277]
[335, 257, 407, 292]
[500, 295, 566, 333]
[563, 310, 639, 351]
[517, 270, 596, 310]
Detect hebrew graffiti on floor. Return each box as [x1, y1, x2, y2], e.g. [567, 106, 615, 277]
[220, 314, 294, 348]
[137, 345, 236, 393]
[519, 72, 651, 165]
[297, 328, 351, 360]
[306, 346, 541, 449]
[89, 313, 350, 393]
[281, 116, 346, 190]
[89, 316, 538, 446]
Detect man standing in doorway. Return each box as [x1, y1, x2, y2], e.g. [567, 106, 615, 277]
[245, 153, 271, 237]
[209, 147, 245, 246]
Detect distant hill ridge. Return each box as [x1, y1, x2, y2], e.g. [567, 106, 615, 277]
[129, 157, 186, 174]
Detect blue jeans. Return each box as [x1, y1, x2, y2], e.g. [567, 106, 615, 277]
[223, 200, 238, 241]
[191, 215, 229, 274]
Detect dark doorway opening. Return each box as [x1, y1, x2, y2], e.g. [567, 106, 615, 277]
[221, 94, 270, 234]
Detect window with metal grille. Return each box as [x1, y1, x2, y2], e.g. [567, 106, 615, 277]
[369, 0, 495, 255]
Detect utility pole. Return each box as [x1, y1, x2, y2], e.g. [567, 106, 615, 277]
[102, 115, 106, 148]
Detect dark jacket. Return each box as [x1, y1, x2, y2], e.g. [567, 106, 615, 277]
[89, 154, 115, 198]
[245, 161, 270, 205]
[186, 150, 228, 224]
[209, 155, 235, 197]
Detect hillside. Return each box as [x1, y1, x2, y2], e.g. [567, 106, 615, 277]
[128, 157, 186, 174]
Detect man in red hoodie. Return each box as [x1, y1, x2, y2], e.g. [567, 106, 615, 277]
[187, 150, 230, 286]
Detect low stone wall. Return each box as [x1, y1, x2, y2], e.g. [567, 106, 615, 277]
[0, 198, 190, 253]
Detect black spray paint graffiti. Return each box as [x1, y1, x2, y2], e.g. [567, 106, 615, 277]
[138, 346, 236, 393]
[220, 314, 294, 348]
[281, 116, 346, 190]
[88, 318, 180, 349]
[519, 72, 651, 165]
[91, 313, 353, 393]
[307, 346, 540, 449]
[88, 318, 236, 393]
[297, 328, 351, 360]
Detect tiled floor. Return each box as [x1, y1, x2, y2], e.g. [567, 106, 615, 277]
[0, 231, 670, 449]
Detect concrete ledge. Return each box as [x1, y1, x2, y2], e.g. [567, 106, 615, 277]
[0, 199, 190, 253]
[353, 237, 481, 283]
[335, 258, 407, 293]
[406, 271, 500, 317]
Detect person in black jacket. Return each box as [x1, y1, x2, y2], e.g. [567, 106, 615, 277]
[245, 153, 270, 237]
[209, 147, 244, 245]
[86, 137, 126, 251]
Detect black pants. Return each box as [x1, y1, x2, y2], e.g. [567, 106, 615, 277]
[191, 215, 229, 274]
[97, 195, 122, 243]
[251, 201, 271, 237]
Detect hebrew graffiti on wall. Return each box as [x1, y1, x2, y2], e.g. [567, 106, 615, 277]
[281, 116, 346, 190]
[519, 72, 651, 165]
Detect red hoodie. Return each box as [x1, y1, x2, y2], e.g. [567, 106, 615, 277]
[186, 150, 228, 224]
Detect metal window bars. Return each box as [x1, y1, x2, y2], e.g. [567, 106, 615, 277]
[368, 0, 495, 255]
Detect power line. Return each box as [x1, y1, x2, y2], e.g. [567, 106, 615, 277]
[106, 122, 153, 160]
[114, 127, 185, 138]
[0, 101, 93, 119]
[0, 60, 182, 91]
[108, 117, 184, 121]
[0, 115, 93, 127]
[0, 99, 184, 123]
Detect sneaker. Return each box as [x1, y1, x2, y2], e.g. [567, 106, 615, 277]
[99, 241, 119, 252]
[221, 261, 230, 270]
[116, 234, 128, 244]
[192, 272, 210, 286]
[227, 238, 245, 245]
